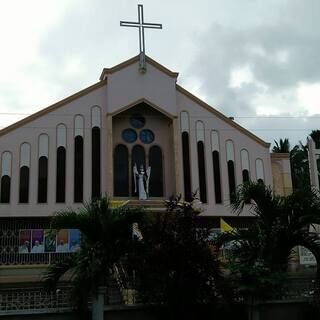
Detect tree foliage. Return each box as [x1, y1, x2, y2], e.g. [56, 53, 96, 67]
[310, 130, 320, 149]
[272, 138, 290, 153]
[43, 197, 144, 318]
[130, 195, 234, 318]
[220, 181, 320, 299]
[290, 141, 311, 190]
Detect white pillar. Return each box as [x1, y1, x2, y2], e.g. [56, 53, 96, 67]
[92, 287, 105, 320]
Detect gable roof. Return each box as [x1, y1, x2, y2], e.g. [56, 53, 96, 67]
[0, 55, 270, 148]
[99, 55, 179, 80]
[176, 84, 270, 148]
[0, 80, 107, 138]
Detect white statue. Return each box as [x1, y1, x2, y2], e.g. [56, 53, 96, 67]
[133, 163, 151, 200]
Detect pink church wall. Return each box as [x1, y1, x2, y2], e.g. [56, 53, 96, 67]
[176, 91, 272, 216]
[106, 62, 177, 117]
[0, 85, 108, 216]
[0, 58, 275, 219]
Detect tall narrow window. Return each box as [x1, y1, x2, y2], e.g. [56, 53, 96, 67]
[38, 134, 49, 203]
[180, 111, 192, 201]
[56, 124, 66, 203]
[74, 115, 84, 203]
[226, 140, 236, 203]
[132, 145, 145, 196]
[149, 146, 163, 197]
[91, 106, 101, 199]
[196, 121, 207, 203]
[1, 151, 12, 203]
[211, 131, 222, 204]
[114, 144, 129, 196]
[256, 159, 265, 183]
[241, 149, 250, 183]
[19, 143, 31, 203]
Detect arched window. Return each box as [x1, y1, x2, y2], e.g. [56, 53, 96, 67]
[211, 131, 222, 204]
[114, 144, 129, 196]
[226, 140, 236, 203]
[19, 143, 31, 203]
[74, 115, 84, 203]
[256, 159, 265, 183]
[131, 145, 146, 196]
[91, 106, 101, 199]
[149, 146, 163, 197]
[1, 151, 12, 203]
[180, 111, 192, 201]
[38, 134, 49, 203]
[196, 121, 207, 203]
[56, 124, 66, 203]
[241, 149, 250, 183]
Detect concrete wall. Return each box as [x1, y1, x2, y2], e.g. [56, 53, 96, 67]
[270, 153, 293, 196]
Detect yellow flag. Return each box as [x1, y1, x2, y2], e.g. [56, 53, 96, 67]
[220, 218, 234, 233]
[110, 200, 129, 208]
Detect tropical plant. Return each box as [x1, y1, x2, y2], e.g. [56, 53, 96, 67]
[43, 197, 144, 320]
[310, 130, 320, 149]
[290, 141, 311, 190]
[220, 181, 320, 299]
[130, 195, 235, 318]
[272, 138, 290, 153]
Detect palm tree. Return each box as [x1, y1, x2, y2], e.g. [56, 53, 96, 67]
[290, 142, 310, 190]
[272, 138, 290, 153]
[310, 130, 320, 149]
[44, 197, 144, 320]
[220, 181, 320, 299]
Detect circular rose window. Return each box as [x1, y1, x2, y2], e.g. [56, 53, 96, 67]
[139, 129, 155, 144]
[130, 114, 145, 129]
[122, 128, 137, 143]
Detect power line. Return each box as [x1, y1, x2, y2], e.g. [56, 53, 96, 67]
[0, 126, 317, 131]
[0, 112, 320, 119]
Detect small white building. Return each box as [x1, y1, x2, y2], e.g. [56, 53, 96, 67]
[308, 136, 320, 190]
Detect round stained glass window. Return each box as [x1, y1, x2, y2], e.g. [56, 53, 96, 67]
[122, 128, 137, 143]
[139, 129, 155, 144]
[130, 114, 145, 129]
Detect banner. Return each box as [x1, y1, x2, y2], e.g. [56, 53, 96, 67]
[31, 229, 44, 253]
[56, 229, 69, 252]
[19, 230, 31, 253]
[44, 230, 56, 252]
[69, 229, 81, 252]
[18, 229, 80, 254]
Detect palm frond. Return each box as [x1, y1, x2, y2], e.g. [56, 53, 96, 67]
[43, 255, 78, 291]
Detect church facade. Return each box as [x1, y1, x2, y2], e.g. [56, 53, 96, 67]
[0, 55, 291, 219]
[0, 55, 293, 314]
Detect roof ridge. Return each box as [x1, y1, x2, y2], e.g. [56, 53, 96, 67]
[0, 80, 107, 138]
[99, 55, 179, 80]
[176, 84, 270, 148]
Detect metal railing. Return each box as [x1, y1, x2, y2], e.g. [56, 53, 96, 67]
[0, 286, 73, 315]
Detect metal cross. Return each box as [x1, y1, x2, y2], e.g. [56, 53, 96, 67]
[120, 4, 162, 72]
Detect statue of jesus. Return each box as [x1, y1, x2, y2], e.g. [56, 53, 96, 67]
[133, 164, 151, 200]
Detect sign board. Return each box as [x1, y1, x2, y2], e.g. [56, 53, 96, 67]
[299, 246, 317, 265]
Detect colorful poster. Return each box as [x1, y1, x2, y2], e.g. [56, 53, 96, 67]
[56, 229, 69, 252]
[19, 230, 31, 253]
[69, 229, 81, 252]
[31, 229, 44, 253]
[44, 229, 56, 252]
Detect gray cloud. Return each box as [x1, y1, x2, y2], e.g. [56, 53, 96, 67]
[186, 0, 320, 144]
[1, 0, 319, 148]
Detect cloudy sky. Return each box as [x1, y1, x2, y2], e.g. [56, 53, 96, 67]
[0, 0, 319, 147]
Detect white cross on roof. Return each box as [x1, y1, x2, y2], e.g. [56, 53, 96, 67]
[120, 4, 162, 72]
